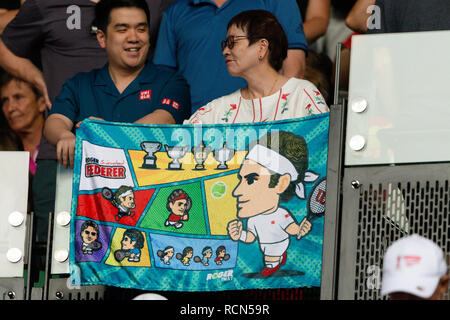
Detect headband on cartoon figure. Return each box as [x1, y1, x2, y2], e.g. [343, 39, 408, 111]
[172, 193, 188, 202]
[117, 189, 133, 198]
[164, 247, 174, 254]
[245, 144, 319, 199]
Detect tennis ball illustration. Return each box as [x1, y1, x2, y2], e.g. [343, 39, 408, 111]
[211, 181, 227, 199]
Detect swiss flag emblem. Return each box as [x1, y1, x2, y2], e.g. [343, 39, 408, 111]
[139, 89, 151, 100]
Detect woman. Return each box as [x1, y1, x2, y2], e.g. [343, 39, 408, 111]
[185, 10, 329, 125]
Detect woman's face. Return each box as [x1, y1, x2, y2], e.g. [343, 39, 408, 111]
[222, 24, 260, 77]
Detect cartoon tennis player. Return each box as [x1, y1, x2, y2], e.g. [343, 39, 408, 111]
[214, 245, 230, 265]
[176, 247, 194, 266]
[164, 189, 192, 229]
[227, 131, 319, 276]
[157, 246, 175, 265]
[114, 228, 145, 263]
[80, 220, 102, 255]
[102, 186, 136, 221]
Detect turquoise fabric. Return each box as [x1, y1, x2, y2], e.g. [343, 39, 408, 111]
[70, 114, 329, 291]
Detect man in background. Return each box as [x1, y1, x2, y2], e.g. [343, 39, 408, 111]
[381, 234, 449, 300]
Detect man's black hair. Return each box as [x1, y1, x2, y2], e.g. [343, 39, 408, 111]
[92, 0, 150, 33]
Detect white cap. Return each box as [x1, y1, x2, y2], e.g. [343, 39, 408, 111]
[132, 293, 168, 300]
[381, 234, 448, 298]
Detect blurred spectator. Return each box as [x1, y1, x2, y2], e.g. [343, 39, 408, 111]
[304, 50, 333, 105]
[1, 73, 46, 212]
[381, 234, 449, 300]
[0, 117, 21, 151]
[367, 0, 450, 34]
[153, 0, 308, 114]
[345, 0, 375, 34]
[0, 0, 23, 35]
[313, 0, 354, 63]
[297, 0, 331, 45]
[1, 73, 45, 175]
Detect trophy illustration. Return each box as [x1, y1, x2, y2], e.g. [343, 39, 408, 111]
[192, 141, 211, 170]
[140, 141, 162, 169]
[213, 142, 235, 170]
[165, 144, 189, 170]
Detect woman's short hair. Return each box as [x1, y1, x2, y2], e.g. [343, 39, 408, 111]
[227, 10, 288, 71]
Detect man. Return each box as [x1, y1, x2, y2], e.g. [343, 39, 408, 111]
[227, 131, 318, 276]
[0, 0, 175, 243]
[368, 0, 450, 34]
[381, 234, 449, 300]
[153, 0, 308, 113]
[1, 73, 46, 176]
[44, 0, 190, 169]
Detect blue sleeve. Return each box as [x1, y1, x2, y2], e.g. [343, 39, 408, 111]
[152, 9, 178, 68]
[267, 0, 308, 52]
[48, 77, 80, 123]
[154, 70, 191, 124]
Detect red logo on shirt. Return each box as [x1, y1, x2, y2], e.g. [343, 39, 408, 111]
[139, 90, 151, 100]
[162, 98, 180, 110]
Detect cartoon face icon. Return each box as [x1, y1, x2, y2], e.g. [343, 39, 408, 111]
[185, 249, 193, 259]
[204, 250, 212, 259]
[232, 159, 285, 218]
[217, 247, 226, 258]
[81, 222, 99, 244]
[119, 193, 136, 210]
[166, 249, 174, 259]
[121, 234, 136, 250]
[169, 198, 188, 216]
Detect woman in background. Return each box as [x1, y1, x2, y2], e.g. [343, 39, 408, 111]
[185, 10, 328, 125]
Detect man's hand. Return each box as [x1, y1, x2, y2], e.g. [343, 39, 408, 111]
[75, 116, 105, 129]
[56, 131, 76, 168]
[227, 219, 243, 241]
[32, 71, 52, 109]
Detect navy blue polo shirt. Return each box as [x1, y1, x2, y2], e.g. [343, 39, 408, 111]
[153, 0, 307, 112]
[49, 62, 191, 124]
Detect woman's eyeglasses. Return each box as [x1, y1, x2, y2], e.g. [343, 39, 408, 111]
[221, 36, 250, 50]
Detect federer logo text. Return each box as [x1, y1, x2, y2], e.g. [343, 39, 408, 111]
[139, 89, 151, 100]
[85, 163, 126, 179]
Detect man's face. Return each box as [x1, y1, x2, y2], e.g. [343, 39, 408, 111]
[232, 159, 280, 218]
[81, 226, 98, 244]
[169, 199, 187, 216]
[120, 193, 135, 209]
[1, 79, 45, 134]
[97, 7, 150, 73]
[121, 235, 136, 250]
